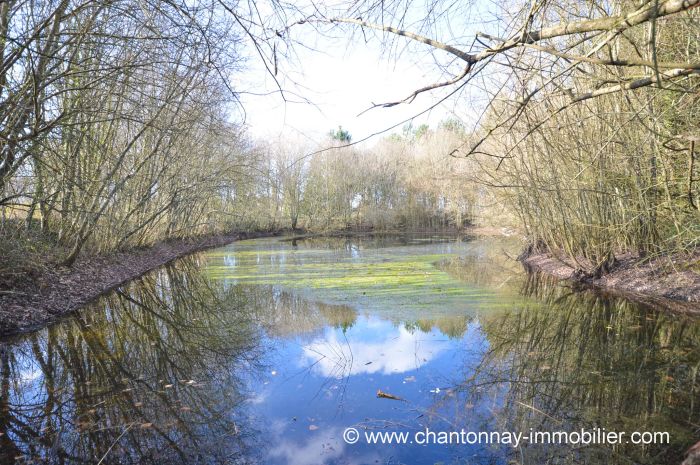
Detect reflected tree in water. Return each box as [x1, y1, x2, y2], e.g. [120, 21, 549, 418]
[0, 257, 264, 464]
[433, 272, 700, 464]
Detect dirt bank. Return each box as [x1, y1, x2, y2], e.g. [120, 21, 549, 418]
[0, 231, 276, 337]
[522, 251, 700, 315]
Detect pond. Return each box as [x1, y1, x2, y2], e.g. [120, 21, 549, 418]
[0, 235, 698, 464]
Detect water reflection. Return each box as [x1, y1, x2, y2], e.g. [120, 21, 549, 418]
[450, 272, 700, 464]
[301, 319, 453, 377]
[0, 257, 263, 464]
[0, 236, 696, 465]
[241, 286, 357, 337]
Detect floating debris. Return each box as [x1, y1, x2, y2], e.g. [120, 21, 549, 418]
[376, 389, 404, 401]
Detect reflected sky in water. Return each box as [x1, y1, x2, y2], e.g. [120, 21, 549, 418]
[247, 315, 495, 465]
[0, 235, 698, 465]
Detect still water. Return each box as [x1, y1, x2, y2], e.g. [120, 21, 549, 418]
[0, 235, 698, 464]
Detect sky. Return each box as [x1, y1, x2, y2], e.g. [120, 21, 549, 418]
[231, 1, 493, 146]
[236, 40, 455, 144]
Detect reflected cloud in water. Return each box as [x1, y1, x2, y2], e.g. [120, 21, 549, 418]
[301, 318, 452, 376]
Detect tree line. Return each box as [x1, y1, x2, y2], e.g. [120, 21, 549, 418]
[0, 0, 260, 269]
[234, 122, 483, 232]
[2, 0, 699, 279]
[276, 0, 700, 274]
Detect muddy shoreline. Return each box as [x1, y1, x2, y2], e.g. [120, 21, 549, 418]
[522, 252, 700, 316]
[0, 230, 277, 337]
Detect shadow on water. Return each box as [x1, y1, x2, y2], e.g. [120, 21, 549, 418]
[0, 236, 697, 464]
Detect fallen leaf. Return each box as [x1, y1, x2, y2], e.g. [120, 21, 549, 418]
[376, 389, 404, 401]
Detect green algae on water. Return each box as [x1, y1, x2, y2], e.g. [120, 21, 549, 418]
[203, 235, 530, 319]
